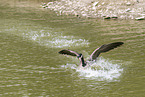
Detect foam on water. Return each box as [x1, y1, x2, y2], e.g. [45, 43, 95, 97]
[23, 30, 89, 48]
[61, 57, 123, 81]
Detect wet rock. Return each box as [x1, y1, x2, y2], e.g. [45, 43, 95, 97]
[93, 2, 99, 6]
[104, 16, 111, 19]
[135, 16, 145, 20]
[126, 2, 131, 6]
[112, 16, 118, 19]
[126, 8, 131, 12]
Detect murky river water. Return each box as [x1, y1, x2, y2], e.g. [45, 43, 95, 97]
[0, 0, 145, 96]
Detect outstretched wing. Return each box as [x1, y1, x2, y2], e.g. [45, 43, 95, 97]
[90, 42, 124, 61]
[58, 49, 80, 57]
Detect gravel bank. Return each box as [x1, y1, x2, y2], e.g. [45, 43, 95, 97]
[41, 0, 145, 20]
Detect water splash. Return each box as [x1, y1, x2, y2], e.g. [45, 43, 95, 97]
[23, 30, 89, 48]
[61, 57, 123, 81]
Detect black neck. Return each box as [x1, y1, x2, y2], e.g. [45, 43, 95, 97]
[81, 56, 86, 67]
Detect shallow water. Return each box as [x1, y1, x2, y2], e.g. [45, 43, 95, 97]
[0, 0, 145, 96]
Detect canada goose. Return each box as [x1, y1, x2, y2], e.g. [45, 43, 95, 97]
[59, 42, 124, 67]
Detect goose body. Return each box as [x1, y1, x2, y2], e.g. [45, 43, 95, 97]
[59, 42, 124, 67]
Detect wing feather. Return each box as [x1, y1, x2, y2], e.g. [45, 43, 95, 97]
[90, 42, 124, 61]
[58, 49, 80, 57]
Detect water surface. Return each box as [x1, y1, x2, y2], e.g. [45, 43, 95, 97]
[0, 0, 145, 96]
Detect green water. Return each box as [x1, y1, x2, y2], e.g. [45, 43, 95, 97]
[0, 0, 145, 96]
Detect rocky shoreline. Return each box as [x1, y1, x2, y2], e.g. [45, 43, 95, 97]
[41, 0, 145, 20]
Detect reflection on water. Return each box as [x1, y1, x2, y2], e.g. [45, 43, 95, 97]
[61, 57, 123, 81]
